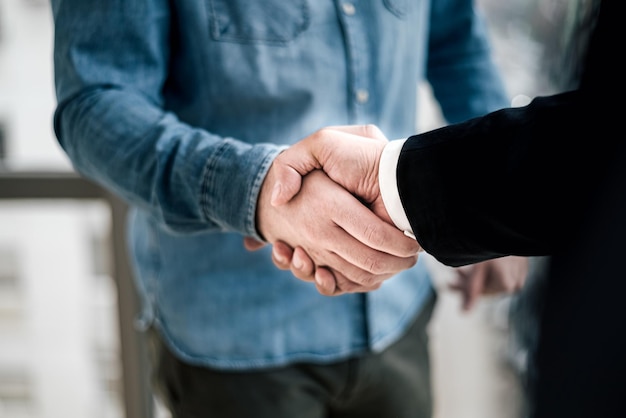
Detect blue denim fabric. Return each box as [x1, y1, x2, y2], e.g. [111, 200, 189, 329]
[51, 0, 508, 369]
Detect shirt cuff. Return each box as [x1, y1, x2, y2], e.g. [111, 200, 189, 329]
[379, 139, 415, 239]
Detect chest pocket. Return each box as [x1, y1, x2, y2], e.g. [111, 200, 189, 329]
[208, 0, 310, 44]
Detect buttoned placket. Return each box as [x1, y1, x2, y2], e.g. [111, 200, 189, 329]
[334, 0, 376, 348]
[336, 0, 371, 123]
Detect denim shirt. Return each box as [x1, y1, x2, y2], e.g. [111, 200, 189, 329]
[51, 0, 508, 369]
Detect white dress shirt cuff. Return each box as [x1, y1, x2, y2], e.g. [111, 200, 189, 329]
[379, 139, 415, 239]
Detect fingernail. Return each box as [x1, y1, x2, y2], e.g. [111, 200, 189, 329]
[315, 270, 335, 294]
[314, 271, 324, 287]
[292, 252, 303, 270]
[273, 248, 285, 264]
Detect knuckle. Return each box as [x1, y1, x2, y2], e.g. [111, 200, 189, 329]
[362, 223, 386, 249]
[342, 280, 370, 294]
[354, 269, 380, 287]
[334, 277, 354, 294]
[363, 124, 381, 137]
[362, 223, 420, 258]
[406, 255, 419, 269]
[362, 254, 385, 275]
[317, 127, 333, 140]
[368, 283, 382, 292]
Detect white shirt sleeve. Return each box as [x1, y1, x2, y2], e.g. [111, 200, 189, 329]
[379, 139, 415, 240]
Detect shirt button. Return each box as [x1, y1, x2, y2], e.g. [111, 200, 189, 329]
[342, 2, 356, 16]
[356, 89, 369, 104]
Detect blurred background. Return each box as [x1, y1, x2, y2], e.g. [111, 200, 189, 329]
[0, 0, 569, 417]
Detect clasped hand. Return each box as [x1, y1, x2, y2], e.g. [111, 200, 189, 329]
[245, 124, 528, 302]
[245, 125, 419, 295]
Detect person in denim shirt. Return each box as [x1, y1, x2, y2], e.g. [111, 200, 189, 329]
[50, 0, 524, 416]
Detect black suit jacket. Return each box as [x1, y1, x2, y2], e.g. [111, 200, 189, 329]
[395, 1, 625, 416]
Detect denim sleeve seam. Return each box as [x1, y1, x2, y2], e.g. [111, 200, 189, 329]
[199, 141, 229, 229]
[246, 146, 285, 241]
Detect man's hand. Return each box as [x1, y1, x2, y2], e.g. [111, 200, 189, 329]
[253, 166, 419, 295]
[264, 240, 347, 295]
[449, 256, 529, 311]
[270, 125, 391, 222]
[244, 238, 375, 295]
[247, 124, 421, 295]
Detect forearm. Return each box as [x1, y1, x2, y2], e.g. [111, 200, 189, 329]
[56, 87, 281, 236]
[52, 0, 285, 236]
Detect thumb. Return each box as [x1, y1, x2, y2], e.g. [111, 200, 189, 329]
[270, 163, 305, 206]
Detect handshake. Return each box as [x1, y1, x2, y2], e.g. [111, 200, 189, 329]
[244, 125, 417, 296]
[244, 124, 527, 308]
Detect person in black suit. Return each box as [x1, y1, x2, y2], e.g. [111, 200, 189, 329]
[264, 0, 623, 416]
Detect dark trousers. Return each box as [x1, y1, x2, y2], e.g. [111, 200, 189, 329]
[147, 295, 436, 418]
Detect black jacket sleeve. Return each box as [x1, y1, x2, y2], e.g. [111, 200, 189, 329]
[398, 90, 611, 265]
[395, 0, 619, 267]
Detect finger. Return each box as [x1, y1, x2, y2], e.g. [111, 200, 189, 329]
[271, 241, 295, 270]
[333, 270, 385, 294]
[306, 231, 418, 288]
[510, 256, 530, 292]
[314, 268, 337, 296]
[273, 244, 318, 284]
[454, 264, 475, 278]
[481, 257, 529, 294]
[314, 267, 383, 296]
[243, 236, 267, 251]
[288, 244, 392, 292]
[331, 200, 420, 260]
[293, 232, 407, 290]
[287, 177, 418, 282]
[267, 171, 417, 286]
[448, 278, 472, 310]
[463, 265, 487, 312]
[291, 247, 316, 279]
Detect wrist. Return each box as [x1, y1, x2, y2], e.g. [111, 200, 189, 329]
[255, 161, 280, 243]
